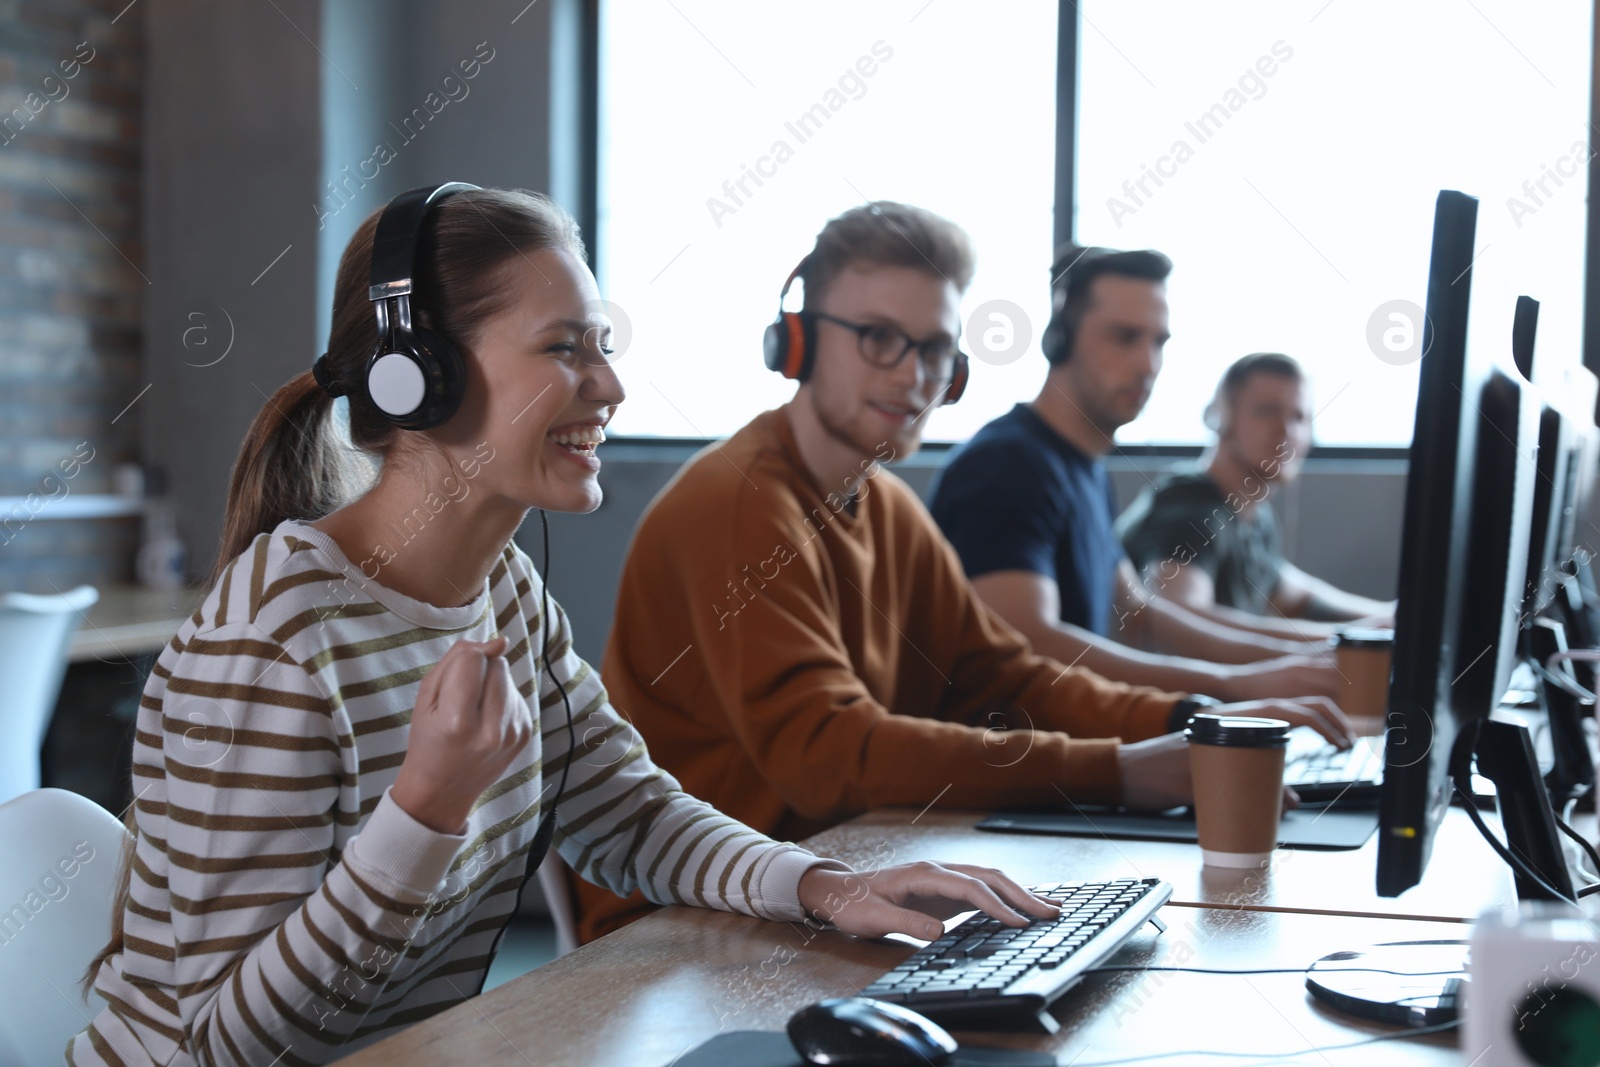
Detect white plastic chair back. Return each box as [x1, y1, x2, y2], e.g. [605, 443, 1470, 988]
[536, 852, 579, 957]
[0, 585, 98, 804]
[0, 788, 130, 1065]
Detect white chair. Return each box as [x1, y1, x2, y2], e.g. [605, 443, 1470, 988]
[536, 852, 579, 958]
[0, 585, 98, 805]
[0, 788, 130, 1065]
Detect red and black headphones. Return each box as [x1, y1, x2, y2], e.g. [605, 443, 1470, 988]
[761, 256, 969, 404]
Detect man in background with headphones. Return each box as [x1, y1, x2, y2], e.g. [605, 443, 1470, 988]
[569, 206, 1352, 944]
[1117, 351, 1395, 630]
[929, 245, 1351, 702]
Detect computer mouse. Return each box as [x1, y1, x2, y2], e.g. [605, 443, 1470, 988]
[786, 996, 958, 1066]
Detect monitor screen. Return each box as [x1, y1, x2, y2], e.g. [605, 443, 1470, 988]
[1452, 362, 1539, 721]
[1377, 191, 1480, 897]
[1525, 403, 1572, 617]
[1555, 371, 1600, 570]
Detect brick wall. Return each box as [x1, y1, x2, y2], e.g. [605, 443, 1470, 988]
[0, 0, 143, 593]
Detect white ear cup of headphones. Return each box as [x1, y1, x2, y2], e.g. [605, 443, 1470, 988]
[368, 351, 427, 417]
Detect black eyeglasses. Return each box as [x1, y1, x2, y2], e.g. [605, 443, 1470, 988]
[809, 311, 963, 382]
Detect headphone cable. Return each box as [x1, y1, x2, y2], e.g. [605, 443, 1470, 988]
[528, 507, 574, 871]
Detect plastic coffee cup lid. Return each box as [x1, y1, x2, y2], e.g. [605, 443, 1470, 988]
[1334, 626, 1395, 648]
[1185, 713, 1291, 747]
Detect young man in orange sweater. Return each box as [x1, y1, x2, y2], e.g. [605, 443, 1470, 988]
[570, 202, 1349, 943]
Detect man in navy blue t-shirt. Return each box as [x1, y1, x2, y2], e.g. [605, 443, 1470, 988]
[930, 245, 1342, 706]
[935, 402, 1122, 635]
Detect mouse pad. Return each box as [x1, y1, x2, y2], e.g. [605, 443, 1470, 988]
[667, 1031, 1056, 1067]
[976, 805, 1378, 850]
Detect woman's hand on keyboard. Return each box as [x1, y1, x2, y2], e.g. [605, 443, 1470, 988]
[797, 862, 1061, 941]
[1211, 696, 1353, 747]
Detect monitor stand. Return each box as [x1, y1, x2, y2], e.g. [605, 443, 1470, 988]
[1473, 721, 1579, 902]
[1525, 617, 1597, 805]
[1306, 722, 1578, 1026]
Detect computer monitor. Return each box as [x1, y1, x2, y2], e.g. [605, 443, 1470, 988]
[1451, 356, 1540, 733]
[1312, 193, 1566, 1027]
[1515, 297, 1573, 618]
[1543, 369, 1598, 683]
[1509, 309, 1597, 804]
[1556, 425, 1592, 570]
[1375, 190, 1486, 898]
[1375, 189, 1546, 898]
[1555, 375, 1600, 573]
[1525, 401, 1573, 617]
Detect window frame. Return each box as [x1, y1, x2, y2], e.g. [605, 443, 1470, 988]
[583, 0, 1600, 457]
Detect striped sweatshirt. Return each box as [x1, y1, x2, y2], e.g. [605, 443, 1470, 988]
[66, 519, 840, 1067]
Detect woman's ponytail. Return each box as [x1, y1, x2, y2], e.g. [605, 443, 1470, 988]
[85, 373, 367, 990]
[209, 370, 370, 585]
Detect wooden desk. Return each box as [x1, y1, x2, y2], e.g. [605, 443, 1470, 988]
[69, 584, 202, 663]
[329, 801, 1510, 1065]
[799, 806, 1514, 924]
[332, 902, 1463, 1066]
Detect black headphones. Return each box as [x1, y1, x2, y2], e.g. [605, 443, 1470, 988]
[1041, 299, 1072, 365]
[361, 181, 481, 430]
[762, 256, 969, 404]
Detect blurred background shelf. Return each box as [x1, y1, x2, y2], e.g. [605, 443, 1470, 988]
[0, 495, 146, 521]
[68, 583, 204, 663]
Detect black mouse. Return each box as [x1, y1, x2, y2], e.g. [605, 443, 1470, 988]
[787, 996, 958, 1066]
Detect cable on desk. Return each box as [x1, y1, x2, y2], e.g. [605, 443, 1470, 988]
[1454, 783, 1577, 903]
[1064, 1019, 1460, 1066]
[1543, 650, 1600, 697]
[1533, 659, 1597, 705]
[1084, 966, 1467, 977]
[1553, 804, 1600, 881]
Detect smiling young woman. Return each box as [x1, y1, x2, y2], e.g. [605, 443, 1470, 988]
[64, 186, 1058, 1067]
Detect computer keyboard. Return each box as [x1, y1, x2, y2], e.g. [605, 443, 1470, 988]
[1284, 732, 1384, 802]
[859, 878, 1172, 1030]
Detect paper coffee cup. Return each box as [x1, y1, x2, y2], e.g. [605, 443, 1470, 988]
[1186, 713, 1290, 868]
[1334, 627, 1394, 725]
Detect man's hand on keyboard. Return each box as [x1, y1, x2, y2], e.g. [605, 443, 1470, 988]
[1209, 696, 1353, 747]
[797, 862, 1061, 942]
[1118, 732, 1194, 811]
[1118, 732, 1302, 812]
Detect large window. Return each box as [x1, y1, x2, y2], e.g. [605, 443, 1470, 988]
[1076, 0, 1592, 445]
[600, 1, 1593, 445]
[597, 0, 1058, 442]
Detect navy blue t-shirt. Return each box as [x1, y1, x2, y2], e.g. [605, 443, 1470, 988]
[930, 404, 1124, 636]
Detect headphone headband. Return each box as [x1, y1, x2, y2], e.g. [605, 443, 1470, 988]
[776, 255, 809, 312]
[369, 182, 481, 303]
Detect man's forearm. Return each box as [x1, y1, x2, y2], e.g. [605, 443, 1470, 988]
[1274, 566, 1394, 624]
[1145, 596, 1322, 661]
[1171, 592, 1343, 643]
[1297, 587, 1391, 622]
[1023, 619, 1234, 698]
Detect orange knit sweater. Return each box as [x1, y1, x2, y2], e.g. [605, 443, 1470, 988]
[573, 407, 1181, 942]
